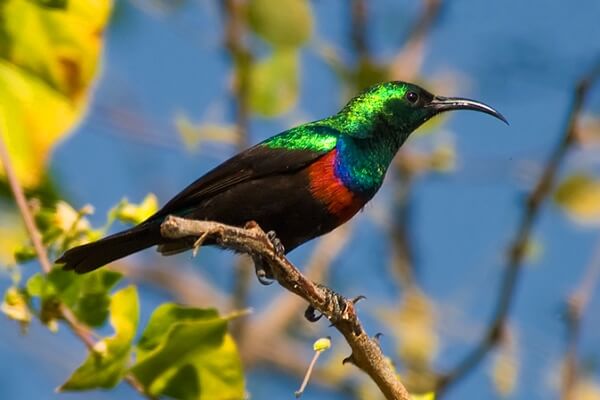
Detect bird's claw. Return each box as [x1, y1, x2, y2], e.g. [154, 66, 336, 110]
[267, 230, 285, 256]
[255, 267, 274, 285]
[252, 256, 274, 285]
[304, 305, 323, 322]
[351, 295, 367, 304]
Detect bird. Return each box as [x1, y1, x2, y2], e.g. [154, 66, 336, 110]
[57, 81, 506, 278]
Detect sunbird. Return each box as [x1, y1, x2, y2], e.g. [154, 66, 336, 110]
[58, 81, 506, 276]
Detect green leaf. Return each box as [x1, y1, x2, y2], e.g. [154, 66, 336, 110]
[26, 268, 122, 328]
[1, 286, 32, 328]
[30, 0, 68, 9]
[248, 0, 313, 48]
[25, 273, 45, 296]
[0, 0, 112, 188]
[114, 194, 159, 225]
[249, 48, 299, 116]
[411, 393, 436, 400]
[132, 304, 245, 400]
[174, 115, 238, 152]
[554, 173, 600, 225]
[352, 58, 390, 92]
[0, 207, 27, 266]
[59, 285, 139, 391]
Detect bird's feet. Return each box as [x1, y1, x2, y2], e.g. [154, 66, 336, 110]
[252, 256, 275, 286]
[304, 286, 365, 333]
[267, 230, 285, 257]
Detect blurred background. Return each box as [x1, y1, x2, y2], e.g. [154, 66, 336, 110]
[1, 0, 600, 399]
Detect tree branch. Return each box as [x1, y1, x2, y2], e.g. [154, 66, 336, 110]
[160, 215, 410, 400]
[561, 235, 600, 399]
[435, 60, 600, 393]
[221, 0, 255, 341]
[0, 129, 151, 398]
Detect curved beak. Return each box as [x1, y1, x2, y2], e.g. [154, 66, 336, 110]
[428, 96, 508, 125]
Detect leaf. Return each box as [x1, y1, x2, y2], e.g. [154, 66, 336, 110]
[352, 58, 390, 92]
[554, 173, 600, 225]
[174, 115, 238, 152]
[53, 201, 92, 233]
[428, 143, 456, 173]
[383, 288, 438, 368]
[0, 208, 27, 266]
[411, 393, 436, 400]
[26, 268, 122, 328]
[31, 0, 68, 9]
[247, 0, 313, 48]
[113, 194, 159, 225]
[132, 304, 245, 400]
[249, 48, 299, 116]
[489, 327, 518, 397]
[59, 285, 140, 391]
[0, 0, 113, 187]
[71, 269, 123, 326]
[1, 287, 32, 328]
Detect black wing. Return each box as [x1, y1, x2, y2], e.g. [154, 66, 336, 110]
[149, 142, 331, 221]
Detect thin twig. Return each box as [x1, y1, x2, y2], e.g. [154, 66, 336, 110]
[221, 0, 255, 340]
[160, 215, 411, 400]
[0, 129, 150, 398]
[435, 61, 600, 393]
[0, 133, 52, 274]
[561, 236, 600, 400]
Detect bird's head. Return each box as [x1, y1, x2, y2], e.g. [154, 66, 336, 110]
[336, 81, 507, 139]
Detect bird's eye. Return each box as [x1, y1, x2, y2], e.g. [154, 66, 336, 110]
[406, 91, 419, 104]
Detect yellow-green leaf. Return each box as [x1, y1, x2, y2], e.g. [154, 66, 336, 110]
[411, 393, 436, 400]
[59, 285, 139, 391]
[248, 0, 313, 48]
[381, 288, 438, 369]
[113, 194, 159, 225]
[0, 0, 113, 187]
[249, 48, 299, 116]
[554, 173, 600, 225]
[174, 115, 238, 152]
[1, 286, 31, 327]
[132, 304, 245, 400]
[489, 328, 518, 397]
[26, 268, 122, 328]
[0, 208, 27, 266]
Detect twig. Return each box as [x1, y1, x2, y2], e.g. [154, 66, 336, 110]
[350, 0, 369, 59]
[0, 133, 52, 274]
[435, 61, 600, 393]
[561, 236, 600, 400]
[221, 0, 252, 149]
[221, 0, 254, 340]
[0, 129, 150, 398]
[160, 215, 411, 400]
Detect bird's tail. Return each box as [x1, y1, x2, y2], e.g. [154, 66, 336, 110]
[56, 222, 162, 274]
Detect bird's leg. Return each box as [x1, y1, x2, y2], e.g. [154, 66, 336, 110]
[267, 230, 285, 256]
[304, 287, 364, 334]
[251, 254, 275, 286]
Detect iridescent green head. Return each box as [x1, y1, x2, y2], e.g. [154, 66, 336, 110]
[334, 81, 507, 139]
